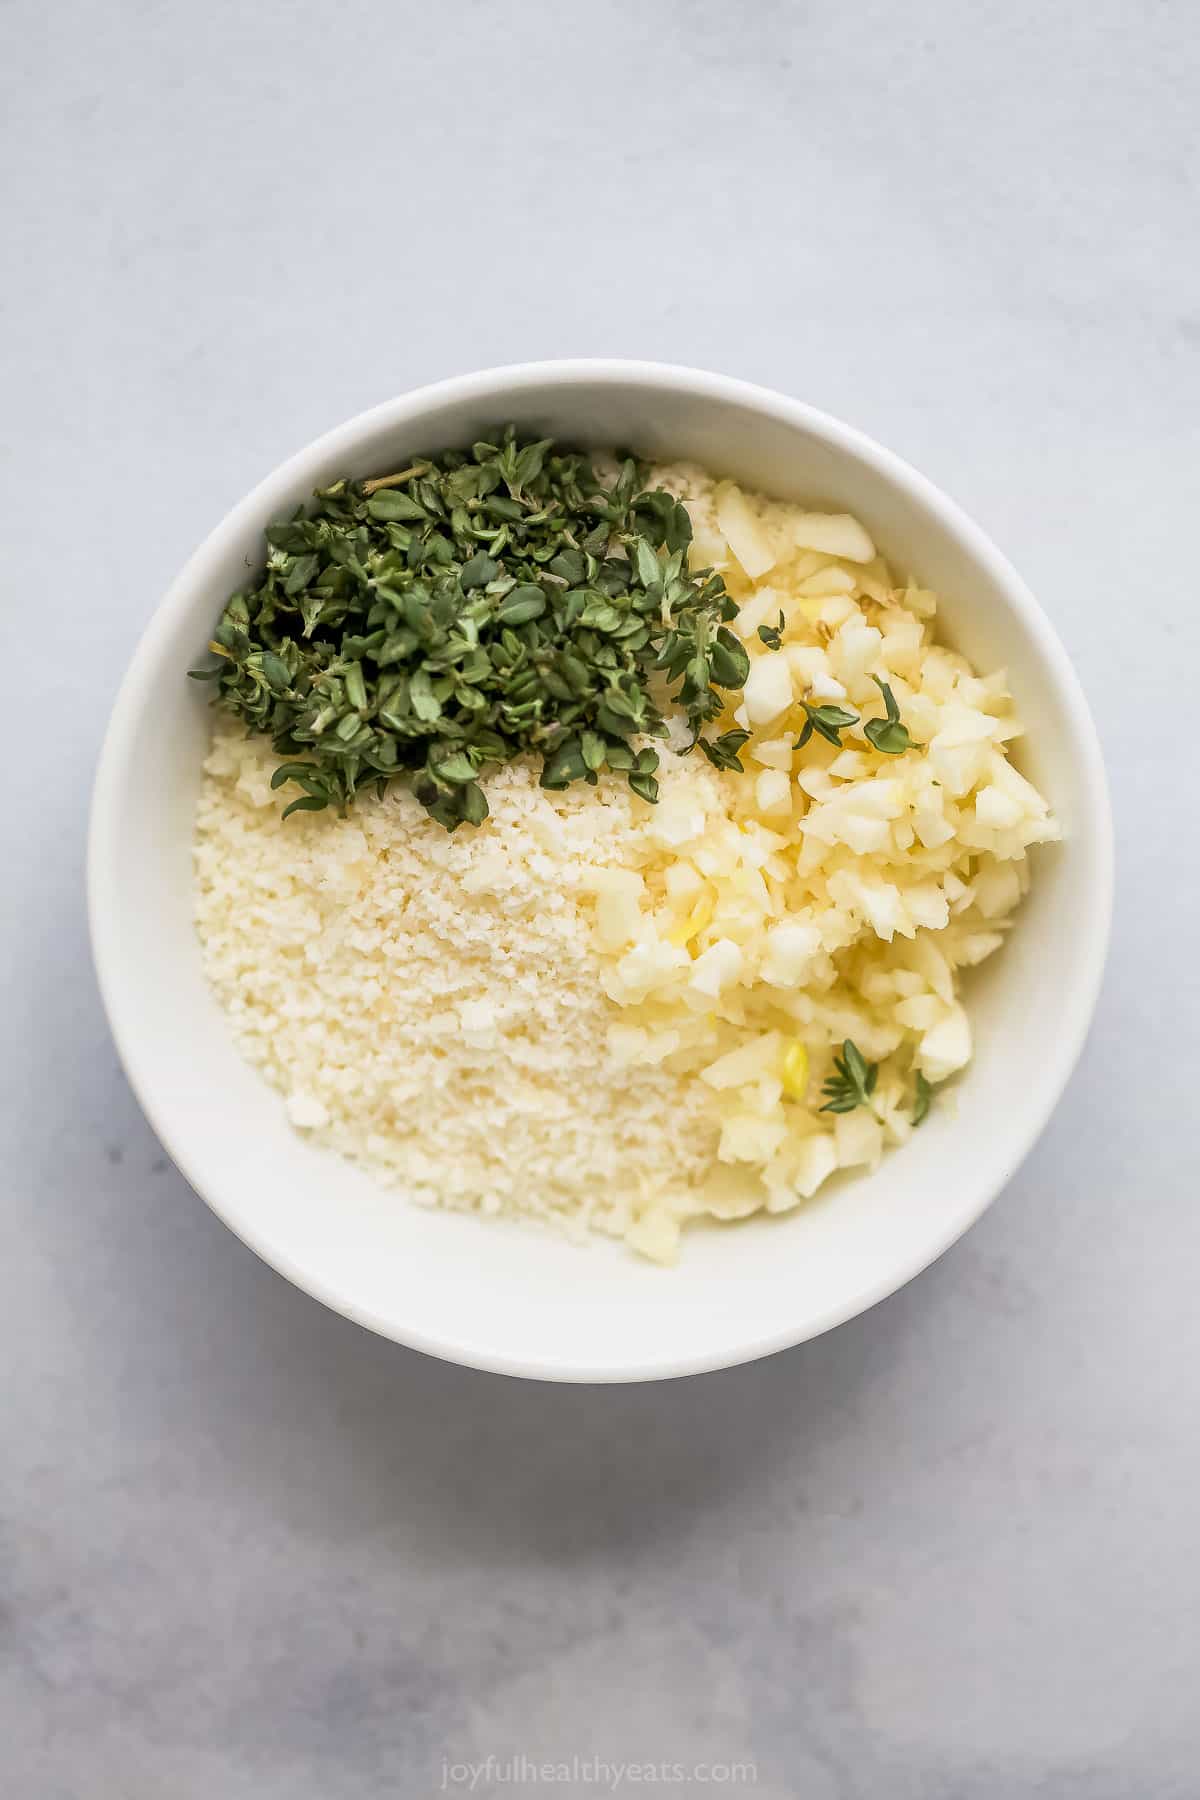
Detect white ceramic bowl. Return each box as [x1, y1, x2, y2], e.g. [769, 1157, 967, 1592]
[89, 361, 1112, 1382]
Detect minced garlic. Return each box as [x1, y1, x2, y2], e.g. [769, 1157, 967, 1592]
[573, 462, 1058, 1255]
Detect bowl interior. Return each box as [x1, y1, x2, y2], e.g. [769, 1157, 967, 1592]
[90, 366, 1110, 1380]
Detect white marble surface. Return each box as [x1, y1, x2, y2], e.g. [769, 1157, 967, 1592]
[3, 1, 1198, 1794]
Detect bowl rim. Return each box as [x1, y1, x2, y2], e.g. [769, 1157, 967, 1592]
[88, 358, 1114, 1382]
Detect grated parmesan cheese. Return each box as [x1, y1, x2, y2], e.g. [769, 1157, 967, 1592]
[194, 729, 722, 1246]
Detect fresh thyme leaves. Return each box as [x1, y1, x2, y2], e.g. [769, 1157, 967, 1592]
[911, 1069, 933, 1126]
[790, 676, 912, 758]
[820, 1039, 878, 1113]
[819, 1049, 934, 1122]
[796, 700, 859, 749]
[699, 727, 752, 773]
[360, 463, 430, 496]
[757, 611, 785, 651]
[189, 429, 745, 830]
[863, 675, 913, 755]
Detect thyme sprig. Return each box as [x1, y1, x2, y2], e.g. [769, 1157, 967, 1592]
[820, 1040, 879, 1114]
[796, 700, 860, 750]
[864, 675, 913, 755]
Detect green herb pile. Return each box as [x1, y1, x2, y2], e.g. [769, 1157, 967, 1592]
[190, 430, 751, 830]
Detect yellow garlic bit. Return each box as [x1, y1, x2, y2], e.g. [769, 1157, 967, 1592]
[668, 892, 714, 951]
[781, 1039, 810, 1101]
